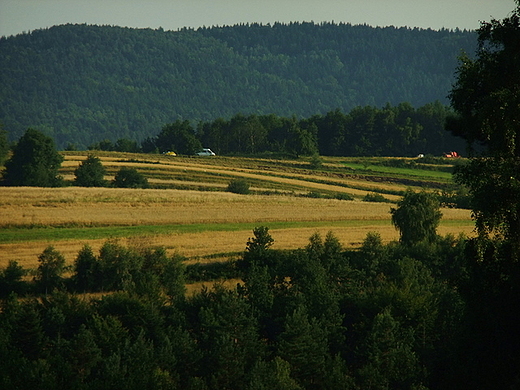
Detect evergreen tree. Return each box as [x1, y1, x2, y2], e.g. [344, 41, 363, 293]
[358, 308, 425, 389]
[277, 305, 328, 389]
[74, 154, 106, 187]
[161, 254, 187, 301]
[12, 300, 46, 360]
[71, 245, 100, 292]
[246, 357, 303, 390]
[0, 260, 27, 297]
[239, 226, 276, 274]
[190, 285, 263, 389]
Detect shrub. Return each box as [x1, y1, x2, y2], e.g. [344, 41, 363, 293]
[112, 167, 149, 188]
[304, 191, 323, 198]
[363, 193, 388, 202]
[335, 192, 354, 201]
[227, 179, 250, 194]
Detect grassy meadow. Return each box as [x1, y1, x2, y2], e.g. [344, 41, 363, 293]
[0, 152, 474, 271]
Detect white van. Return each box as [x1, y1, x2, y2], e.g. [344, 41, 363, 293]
[197, 148, 216, 156]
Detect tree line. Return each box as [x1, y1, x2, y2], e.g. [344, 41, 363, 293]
[0, 22, 475, 149]
[89, 102, 464, 157]
[0, 129, 149, 188]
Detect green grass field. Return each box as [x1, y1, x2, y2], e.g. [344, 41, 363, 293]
[341, 162, 453, 181]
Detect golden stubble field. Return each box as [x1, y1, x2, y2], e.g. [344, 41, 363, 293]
[0, 186, 474, 270]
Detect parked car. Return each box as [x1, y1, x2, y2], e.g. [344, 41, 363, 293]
[197, 148, 216, 156]
[163, 151, 177, 156]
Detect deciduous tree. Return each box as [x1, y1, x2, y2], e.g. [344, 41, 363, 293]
[2, 128, 63, 187]
[35, 246, 66, 295]
[391, 190, 442, 246]
[112, 167, 149, 188]
[156, 120, 202, 155]
[447, 1, 520, 256]
[0, 123, 9, 165]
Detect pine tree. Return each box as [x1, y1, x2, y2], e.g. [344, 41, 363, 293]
[74, 154, 106, 187]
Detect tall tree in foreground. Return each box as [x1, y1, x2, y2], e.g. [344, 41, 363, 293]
[447, 0, 520, 257]
[2, 128, 63, 186]
[445, 3, 520, 388]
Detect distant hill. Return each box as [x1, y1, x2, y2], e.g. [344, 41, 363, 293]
[0, 23, 476, 149]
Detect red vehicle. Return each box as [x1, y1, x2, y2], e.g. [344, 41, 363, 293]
[444, 151, 460, 158]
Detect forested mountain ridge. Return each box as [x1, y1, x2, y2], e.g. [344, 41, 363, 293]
[0, 23, 476, 149]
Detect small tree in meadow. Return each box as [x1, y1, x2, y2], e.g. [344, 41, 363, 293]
[112, 167, 149, 188]
[74, 155, 106, 187]
[227, 179, 250, 194]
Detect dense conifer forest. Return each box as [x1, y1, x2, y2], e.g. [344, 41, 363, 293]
[0, 23, 475, 149]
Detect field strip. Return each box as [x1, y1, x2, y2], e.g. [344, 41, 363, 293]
[341, 162, 453, 180]
[63, 156, 410, 198]
[118, 160, 403, 199]
[0, 219, 398, 244]
[0, 219, 475, 269]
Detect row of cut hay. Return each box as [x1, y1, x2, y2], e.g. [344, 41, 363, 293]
[60, 154, 417, 199]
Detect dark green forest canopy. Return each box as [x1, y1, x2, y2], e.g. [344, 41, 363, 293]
[0, 23, 476, 149]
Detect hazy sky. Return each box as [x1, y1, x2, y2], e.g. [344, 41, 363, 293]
[0, 0, 516, 38]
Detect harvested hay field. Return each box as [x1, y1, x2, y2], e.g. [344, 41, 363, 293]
[59, 153, 419, 199]
[0, 187, 397, 227]
[0, 186, 474, 269]
[0, 153, 475, 270]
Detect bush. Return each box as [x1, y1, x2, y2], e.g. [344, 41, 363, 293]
[335, 192, 354, 201]
[112, 167, 149, 188]
[363, 193, 388, 202]
[227, 179, 250, 194]
[303, 191, 323, 198]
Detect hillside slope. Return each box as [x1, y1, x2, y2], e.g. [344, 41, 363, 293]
[0, 23, 476, 148]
